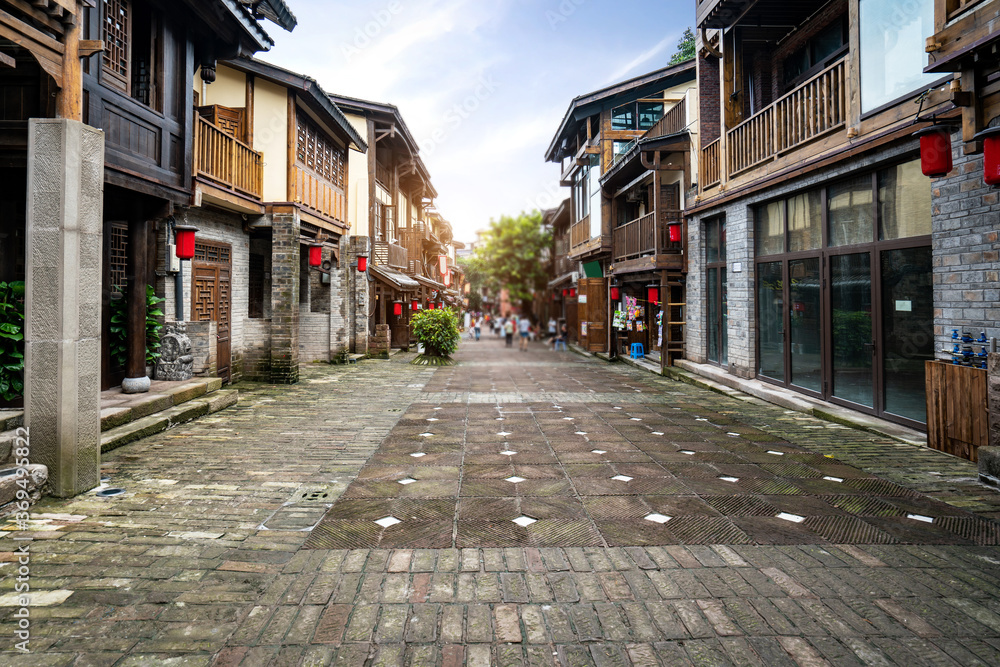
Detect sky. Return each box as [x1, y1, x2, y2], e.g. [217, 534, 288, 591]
[263, 0, 694, 242]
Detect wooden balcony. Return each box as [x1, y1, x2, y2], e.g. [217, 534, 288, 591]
[194, 116, 263, 200]
[646, 100, 687, 140]
[291, 165, 347, 225]
[373, 241, 408, 270]
[701, 138, 721, 189]
[612, 210, 685, 264]
[570, 215, 591, 249]
[726, 58, 846, 177]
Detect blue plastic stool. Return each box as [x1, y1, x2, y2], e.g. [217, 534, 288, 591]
[630, 343, 644, 359]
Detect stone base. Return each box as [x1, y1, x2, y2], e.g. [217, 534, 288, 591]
[411, 354, 456, 366]
[979, 447, 1000, 486]
[121, 376, 151, 394]
[0, 464, 48, 516]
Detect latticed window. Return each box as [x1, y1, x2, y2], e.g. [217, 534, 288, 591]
[102, 0, 130, 92]
[295, 113, 346, 189]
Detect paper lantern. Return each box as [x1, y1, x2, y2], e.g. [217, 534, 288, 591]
[668, 223, 682, 243]
[915, 126, 953, 178]
[428, 302, 436, 310]
[174, 225, 198, 260]
[610, 286, 620, 301]
[393, 301, 403, 316]
[308, 244, 323, 267]
[411, 299, 419, 311]
[569, 288, 576, 298]
[562, 288, 569, 297]
[647, 286, 659, 305]
[975, 126, 1000, 186]
[357, 255, 368, 272]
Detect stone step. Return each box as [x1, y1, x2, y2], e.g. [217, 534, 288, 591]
[101, 389, 238, 454]
[100, 377, 223, 432]
[0, 464, 48, 517]
[0, 411, 23, 432]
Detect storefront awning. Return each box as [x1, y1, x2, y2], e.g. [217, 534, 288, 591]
[548, 272, 576, 290]
[371, 265, 420, 292]
[414, 274, 446, 291]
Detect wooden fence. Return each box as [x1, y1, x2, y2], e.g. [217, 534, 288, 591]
[195, 116, 263, 199]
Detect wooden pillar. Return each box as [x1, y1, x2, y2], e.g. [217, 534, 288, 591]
[123, 214, 150, 393]
[660, 269, 668, 375]
[56, 11, 82, 121]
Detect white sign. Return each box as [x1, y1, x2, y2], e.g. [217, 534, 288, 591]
[578, 294, 588, 303]
[895, 300, 912, 312]
[732, 262, 743, 273]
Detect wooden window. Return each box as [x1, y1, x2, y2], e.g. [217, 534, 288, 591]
[102, 0, 130, 93]
[295, 113, 346, 189]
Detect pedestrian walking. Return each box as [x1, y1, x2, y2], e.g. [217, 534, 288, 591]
[474, 316, 482, 341]
[548, 317, 557, 343]
[504, 317, 515, 347]
[555, 322, 568, 351]
[519, 315, 531, 351]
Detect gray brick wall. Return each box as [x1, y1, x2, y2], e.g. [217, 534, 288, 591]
[242, 318, 271, 381]
[270, 209, 300, 384]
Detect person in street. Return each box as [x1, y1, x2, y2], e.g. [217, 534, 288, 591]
[555, 322, 568, 351]
[548, 317, 557, 344]
[519, 315, 531, 351]
[474, 316, 482, 341]
[504, 317, 515, 347]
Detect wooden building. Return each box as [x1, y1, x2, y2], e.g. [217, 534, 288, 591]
[545, 61, 697, 356]
[684, 0, 1000, 432]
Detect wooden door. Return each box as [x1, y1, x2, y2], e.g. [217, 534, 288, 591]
[192, 241, 232, 383]
[576, 280, 589, 348]
[583, 277, 607, 353]
[389, 304, 410, 349]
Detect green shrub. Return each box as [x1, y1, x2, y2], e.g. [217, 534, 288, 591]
[109, 284, 166, 369]
[0, 281, 24, 401]
[411, 307, 460, 358]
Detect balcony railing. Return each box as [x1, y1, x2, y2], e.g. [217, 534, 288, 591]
[646, 99, 687, 140]
[292, 165, 347, 223]
[570, 215, 591, 249]
[613, 213, 656, 262]
[726, 58, 846, 178]
[194, 116, 263, 200]
[373, 241, 408, 269]
[701, 138, 721, 189]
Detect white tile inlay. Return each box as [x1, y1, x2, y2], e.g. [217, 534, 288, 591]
[766, 450, 785, 456]
[679, 450, 696, 455]
[398, 478, 417, 485]
[513, 516, 537, 527]
[575, 431, 588, 435]
[505, 476, 526, 484]
[907, 513, 934, 523]
[410, 452, 426, 458]
[500, 450, 517, 456]
[497, 431, 512, 437]
[822, 476, 844, 483]
[612, 475, 633, 482]
[719, 476, 740, 483]
[419, 432, 434, 437]
[652, 432, 664, 436]
[426, 418, 439, 422]
[375, 516, 402, 528]
[776, 512, 805, 523]
[630, 417, 642, 421]
[727, 432, 741, 437]
[591, 449, 607, 455]
[644, 513, 672, 524]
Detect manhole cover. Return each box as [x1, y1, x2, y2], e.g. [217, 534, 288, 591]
[96, 488, 126, 497]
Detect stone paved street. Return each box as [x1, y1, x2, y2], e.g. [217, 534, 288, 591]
[4, 338, 1000, 665]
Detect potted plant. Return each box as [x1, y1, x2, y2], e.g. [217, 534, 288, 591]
[411, 307, 460, 366]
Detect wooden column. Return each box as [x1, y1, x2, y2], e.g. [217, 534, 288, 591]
[124, 215, 150, 392]
[56, 10, 82, 121]
[660, 269, 668, 375]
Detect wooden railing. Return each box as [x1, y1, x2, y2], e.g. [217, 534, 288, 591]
[570, 215, 591, 249]
[613, 212, 656, 262]
[373, 241, 408, 269]
[646, 100, 687, 139]
[701, 138, 721, 189]
[555, 255, 576, 276]
[376, 161, 391, 187]
[726, 58, 846, 177]
[195, 116, 263, 199]
[292, 165, 347, 223]
[659, 212, 684, 251]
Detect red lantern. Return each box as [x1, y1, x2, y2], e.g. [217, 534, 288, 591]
[569, 288, 576, 298]
[439, 255, 448, 275]
[357, 255, 368, 272]
[915, 126, 954, 178]
[975, 126, 1000, 186]
[308, 243, 323, 267]
[393, 301, 403, 316]
[174, 225, 198, 260]
[647, 286, 659, 305]
[411, 299, 419, 311]
[428, 302, 436, 310]
[562, 288, 569, 297]
[668, 223, 682, 243]
[610, 286, 620, 301]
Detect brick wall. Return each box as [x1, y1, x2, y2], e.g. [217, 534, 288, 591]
[243, 318, 271, 381]
[270, 209, 300, 384]
[369, 323, 391, 359]
[346, 236, 371, 354]
[931, 133, 1000, 356]
[300, 312, 331, 363]
[697, 53, 721, 145]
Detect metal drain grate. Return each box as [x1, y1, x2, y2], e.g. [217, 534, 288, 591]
[301, 491, 330, 501]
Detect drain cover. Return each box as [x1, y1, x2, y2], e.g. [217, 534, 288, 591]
[96, 488, 126, 497]
[302, 491, 330, 501]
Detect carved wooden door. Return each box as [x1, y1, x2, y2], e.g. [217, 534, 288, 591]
[192, 241, 232, 383]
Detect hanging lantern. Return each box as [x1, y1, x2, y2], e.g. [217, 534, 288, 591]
[174, 225, 198, 260]
[438, 255, 448, 275]
[914, 125, 954, 178]
[569, 288, 576, 298]
[411, 298, 419, 311]
[668, 223, 682, 243]
[974, 126, 1000, 186]
[647, 286, 659, 305]
[444, 271, 452, 287]
[428, 302, 436, 310]
[562, 288, 569, 297]
[308, 243, 323, 268]
[393, 301, 403, 316]
[610, 286, 620, 301]
[357, 254, 368, 272]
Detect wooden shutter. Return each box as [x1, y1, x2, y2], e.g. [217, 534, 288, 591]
[198, 105, 247, 142]
[576, 280, 588, 347]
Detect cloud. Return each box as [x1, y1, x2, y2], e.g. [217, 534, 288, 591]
[605, 34, 676, 83]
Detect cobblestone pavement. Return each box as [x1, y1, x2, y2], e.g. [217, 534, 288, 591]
[3, 338, 1000, 665]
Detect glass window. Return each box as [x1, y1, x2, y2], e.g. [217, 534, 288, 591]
[706, 217, 726, 263]
[613, 140, 632, 157]
[788, 191, 822, 252]
[878, 160, 931, 240]
[860, 0, 936, 113]
[638, 101, 664, 130]
[789, 258, 822, 392]
[828, 176, 874, 247]
[612, 103, 635, 130]
[756, 201, 785, 256]
[757, 261, 785, 382]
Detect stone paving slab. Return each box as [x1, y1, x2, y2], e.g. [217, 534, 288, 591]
[1, 338, 999, 665]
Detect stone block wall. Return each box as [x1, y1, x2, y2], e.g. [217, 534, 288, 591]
[346, 236, 371, 354]
[931, 134, 1000, 356]
[243, 318, 271, 381]
[187, 320, 217, 377]
[370, 324, 391, 358]
[300, 313, 331, 363]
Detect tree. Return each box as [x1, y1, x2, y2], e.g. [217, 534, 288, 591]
[669, 27, 695, 65]
[457, 254, 487, 312]
[474, 211, 552, 313]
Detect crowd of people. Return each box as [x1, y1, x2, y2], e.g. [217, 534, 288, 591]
[463, 312, 569, 351]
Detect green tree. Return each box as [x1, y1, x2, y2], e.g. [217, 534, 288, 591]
[457, 254, 487, 312]
[411, 308, 460, 358]
[474, 211, 552, 313]
[669, 27, 696, 65]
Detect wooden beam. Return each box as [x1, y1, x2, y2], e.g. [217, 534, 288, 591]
[287, 92, 297, 203]
[0, 51, 14, 68]
[78, 39, 103, 58]
[245, 74, 255, 147]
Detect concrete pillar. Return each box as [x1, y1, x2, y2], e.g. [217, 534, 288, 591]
[270, 206, 300, 383]
[347, 236, 370, 355]
[24, 119, 104, 497]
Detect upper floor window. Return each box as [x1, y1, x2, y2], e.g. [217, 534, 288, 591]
[574, 165, 590, 221]
[102, 0, 160, 110]
[611, 100, 664, 131]
[783, 17, 848, 88]
[296, 113, 346, 189]
[859, 0, 936, 113]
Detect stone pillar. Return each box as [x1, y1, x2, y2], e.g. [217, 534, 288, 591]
[990, 352, 1000, 449]
[347, 236, 370, 355]
[24, 119, 104, 497]
[270, 206, 300, 383]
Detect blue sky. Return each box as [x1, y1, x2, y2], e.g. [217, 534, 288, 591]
[264, 0, 694, 241]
